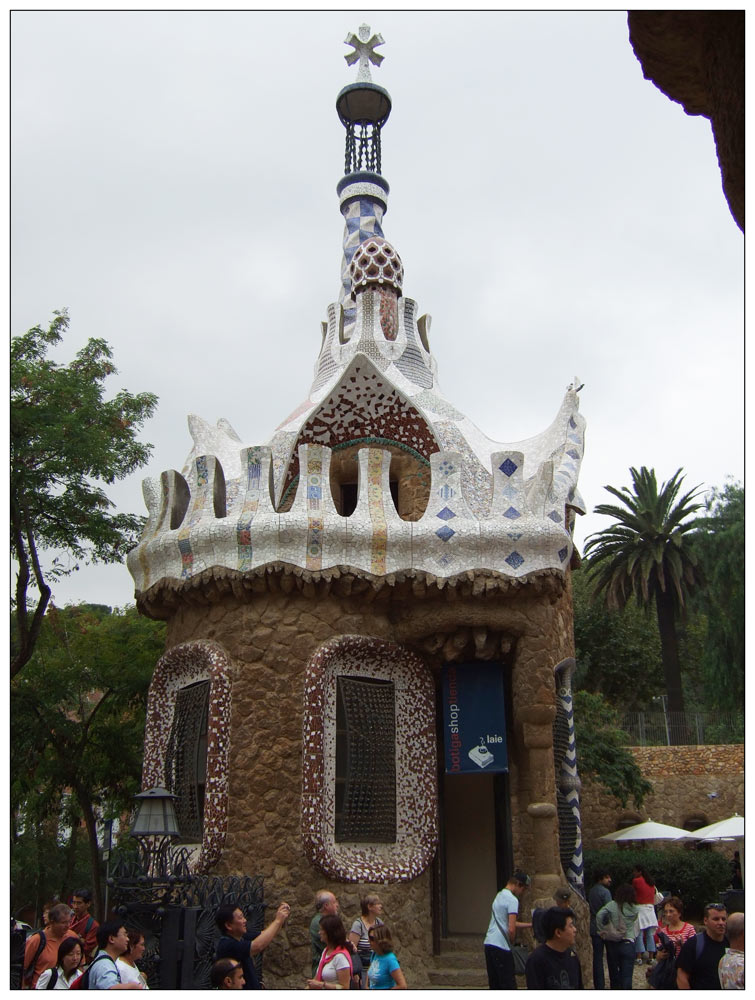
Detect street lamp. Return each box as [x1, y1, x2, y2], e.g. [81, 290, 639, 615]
[130, 787, 180, 877]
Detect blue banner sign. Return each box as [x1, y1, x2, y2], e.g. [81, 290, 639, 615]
[442, 662, 509, 774]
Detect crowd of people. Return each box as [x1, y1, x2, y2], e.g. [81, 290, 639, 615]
[483, 867, 745, 990]
[21, 889, 149, 990]
[20, 887, 406, 990]
[211, 889, 405, 990]
[19, 873, 744, 989]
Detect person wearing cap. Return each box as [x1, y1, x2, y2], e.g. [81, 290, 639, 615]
[483, 871, 533, 989]
[532, 888, 573, 946]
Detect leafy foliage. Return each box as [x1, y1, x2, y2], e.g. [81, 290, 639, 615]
[584, 467, 703, 716]
[10, 311, 158, 676]
[574, 691, 653, 808]
[572, 568, 663, 709]
[583, 847, 733, 920]
[11, 604, 166, 918]
[688, 482, 744, 712]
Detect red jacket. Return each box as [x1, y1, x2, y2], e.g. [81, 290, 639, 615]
[632, 875, 656, 905]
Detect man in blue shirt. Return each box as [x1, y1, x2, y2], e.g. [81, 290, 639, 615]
[483, 870, 532, 989]
[215, 901, 291, 990]
[87, 921, 143, 990]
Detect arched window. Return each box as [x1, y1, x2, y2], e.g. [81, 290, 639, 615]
[164, 679, 210, 843]
[335, 676, 396, 843]
[142, 640, 231, 872]
[302, 635, 438, 882]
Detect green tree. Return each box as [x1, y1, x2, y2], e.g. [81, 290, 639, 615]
[689, 481, 744, 712]
[11, 604, 166, 919]
[10, 311, 157, 677]
[572, 567, 663, 709]
[574, 691, 653, 807]
[584, 467, 703, 728]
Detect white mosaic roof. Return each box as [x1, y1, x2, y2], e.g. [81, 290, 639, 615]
[127, 171, 586, 598]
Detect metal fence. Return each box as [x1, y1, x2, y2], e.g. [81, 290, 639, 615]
[619, 711, 744, 747]
[108, 850, 265, 989]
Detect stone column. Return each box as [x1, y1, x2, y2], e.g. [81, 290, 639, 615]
[553, 657, 584, 894]
[514, 628, 564, 896]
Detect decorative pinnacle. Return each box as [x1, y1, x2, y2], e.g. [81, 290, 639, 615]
[344, 23, 385, 83]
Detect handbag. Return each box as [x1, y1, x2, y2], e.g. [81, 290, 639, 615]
[511, 944, 529, 976]
[654, 888, 664, 905]
[492, 906, 530, 975]
[597, 901, 627, 942]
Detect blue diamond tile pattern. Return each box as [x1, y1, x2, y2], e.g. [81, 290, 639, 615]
[500, 458, 518, 477]
[436, 525, 456, 542]
[547, 510, 562, 523]
[436, 506, 456, 521]
[505, 551, 524, 569]
[559, 546, 569, 562]
[504, 507, 521, 520]
[567, 449, 580, 460]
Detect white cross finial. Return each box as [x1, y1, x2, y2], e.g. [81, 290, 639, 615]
[344, 23, 385, 83]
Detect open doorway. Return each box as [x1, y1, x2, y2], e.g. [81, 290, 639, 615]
[435, 661, 514, 936]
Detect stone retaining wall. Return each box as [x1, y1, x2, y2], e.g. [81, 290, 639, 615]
[580, 745, 744, 847]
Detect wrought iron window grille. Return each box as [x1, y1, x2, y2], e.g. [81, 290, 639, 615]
[335, 676, 396, 843]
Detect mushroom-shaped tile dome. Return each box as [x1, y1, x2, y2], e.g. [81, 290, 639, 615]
[349, 236, 404, 292]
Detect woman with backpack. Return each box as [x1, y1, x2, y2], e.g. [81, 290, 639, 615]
[306, 915, 354, 990]
[34, 937, 84, 990]
[597, 883, 641, 989]
[348, 895, 384, 982]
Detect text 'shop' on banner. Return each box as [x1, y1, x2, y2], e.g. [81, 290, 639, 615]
[442, 663, 509, 774]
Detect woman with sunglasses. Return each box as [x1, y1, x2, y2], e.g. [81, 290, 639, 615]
[366, 926, 406, 990]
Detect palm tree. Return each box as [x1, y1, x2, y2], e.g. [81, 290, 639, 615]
[583, 467, 703, 731]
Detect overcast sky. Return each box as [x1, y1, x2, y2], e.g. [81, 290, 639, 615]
[11, 10, 744, 610]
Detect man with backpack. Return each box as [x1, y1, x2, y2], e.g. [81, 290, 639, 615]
[70, 889, 100, 964]
[22, 903, 76, 988]
[81, 921, 144, 990]
[677, 903, 728, 989]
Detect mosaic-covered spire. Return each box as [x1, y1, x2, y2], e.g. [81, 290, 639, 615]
[336, 24, 393, 338]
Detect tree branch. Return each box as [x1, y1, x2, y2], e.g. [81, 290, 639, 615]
[11, 506, 52, 678]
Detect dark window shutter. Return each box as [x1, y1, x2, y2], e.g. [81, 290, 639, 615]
[164, 680, 210, 842]
[335, 676, 396, 843]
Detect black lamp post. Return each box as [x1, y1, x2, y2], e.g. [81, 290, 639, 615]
[130, 787, 180, 878]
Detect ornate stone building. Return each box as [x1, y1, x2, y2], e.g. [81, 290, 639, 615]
[128, 26, 588, 986]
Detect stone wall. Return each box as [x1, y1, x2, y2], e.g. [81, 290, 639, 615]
[152, 569, 576, 987]
[580, 745, 744, 848]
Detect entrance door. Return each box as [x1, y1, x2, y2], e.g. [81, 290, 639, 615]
[443, 772, 498, 933]
[435, 659, 514, 938]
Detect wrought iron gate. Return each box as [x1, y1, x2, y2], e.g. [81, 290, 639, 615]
[109, 853, 265, 989]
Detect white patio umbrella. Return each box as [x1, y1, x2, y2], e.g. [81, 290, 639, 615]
[674, 814, 744, 842]
[675, 814, 744, 887]
[599, 819, 692, 841]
